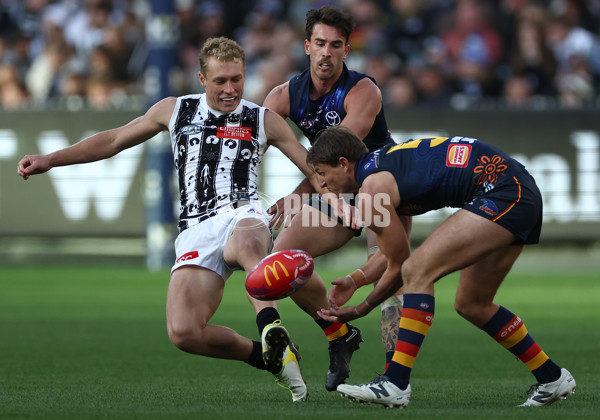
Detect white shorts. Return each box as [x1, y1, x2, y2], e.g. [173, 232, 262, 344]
[171, 203, 272, 280]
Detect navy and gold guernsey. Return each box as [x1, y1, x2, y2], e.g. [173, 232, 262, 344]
[355, 136, 543, 244]
[288, 63, 393, 150]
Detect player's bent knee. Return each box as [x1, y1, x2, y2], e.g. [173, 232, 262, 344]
[400, 258, 419, 288]
[167, 322, 208, 355]
[240, 233, 269, 255]
[401, 256, 439, 290]
[453, 300, 482, 323]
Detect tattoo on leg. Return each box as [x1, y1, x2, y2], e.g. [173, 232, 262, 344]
[381, 306, 402, 352]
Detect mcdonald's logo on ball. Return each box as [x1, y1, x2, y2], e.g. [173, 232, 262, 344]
[246, 249, 314, 300]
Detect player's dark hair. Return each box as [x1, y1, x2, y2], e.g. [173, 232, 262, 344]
[305, 5, 355, 43]
[199, 37, 245, 73]
[307, 126, 368, 167]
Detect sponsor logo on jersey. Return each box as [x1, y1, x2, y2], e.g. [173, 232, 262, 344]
[176, 250, 199, 263]
[217, 126, 252, 141]
[446, 144, 471, 167]
[325, 111, 341, 126]
[263, 260, 289, 287]
[180, 124, 204, 135]
[479, 198, 498, 216]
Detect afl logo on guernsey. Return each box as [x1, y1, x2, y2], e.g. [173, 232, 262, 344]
[180, 124, 204, 135]
[325, 111, 341, 126]
[446, 144, 471, 168]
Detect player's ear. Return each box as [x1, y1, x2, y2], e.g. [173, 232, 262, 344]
[198, 72, 206, 88]
[339, 157, 350, 170]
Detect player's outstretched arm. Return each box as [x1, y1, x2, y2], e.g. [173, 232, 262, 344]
[319, 172, 407, 322]
[329, 250, 388, 307]
[17, 97, 174, 180]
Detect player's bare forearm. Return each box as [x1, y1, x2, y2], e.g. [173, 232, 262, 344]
[291, 177, 317, 195]
[17, 132, 118, 180]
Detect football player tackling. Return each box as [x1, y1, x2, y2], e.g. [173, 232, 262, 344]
[311, 126, 576, 408]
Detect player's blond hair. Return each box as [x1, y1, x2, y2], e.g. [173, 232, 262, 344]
[199, 37, 245, 74]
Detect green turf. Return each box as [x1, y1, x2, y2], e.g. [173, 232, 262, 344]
[0, 264, 598, 419]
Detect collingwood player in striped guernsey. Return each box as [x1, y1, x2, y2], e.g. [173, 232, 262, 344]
[18, 37, 319, 402]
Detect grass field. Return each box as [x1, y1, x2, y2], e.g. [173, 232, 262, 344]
[0, 258, 598, 419]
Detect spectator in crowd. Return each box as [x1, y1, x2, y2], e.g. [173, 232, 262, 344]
[413, 63, 452, 107]
[58, 71, 86, 95]
[0, 74, 30, 109]
[440, 0, 504, 100]
[63, 0, 125, 57]
[1, 0, 600, 110]
[383, 74, 417, 108]
[84, 74, 116, 109]
[508, 15, 558, 96]
[344, 0, 387, 56]
[363, 54, 400, 91]
[502, 74, 535, 107]
[559, 0, 600, 33]
[384, 0, 440, 64]
[545, 14, 600, 107]
[495, 0, 533, 65]
[24, 30, 73, 103]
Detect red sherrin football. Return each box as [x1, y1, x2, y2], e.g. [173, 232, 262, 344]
[246, 249, 314, 301]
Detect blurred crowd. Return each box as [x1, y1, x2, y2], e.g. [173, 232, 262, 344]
[1, 0, 599, 111]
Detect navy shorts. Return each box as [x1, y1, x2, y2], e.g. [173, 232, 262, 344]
[463, 170, 543, 244]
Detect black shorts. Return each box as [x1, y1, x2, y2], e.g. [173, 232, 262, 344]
[463, 170, 543, 244]
[306, 195, 363, 237]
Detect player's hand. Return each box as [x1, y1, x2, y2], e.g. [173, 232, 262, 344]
[267, 197, 285, 229]
[17, 155, 51, 180]
[328, 275, 357, 307]
[331, 197, 362, 230]
[317, 305, 361, 323]
[267, 195, 302, 230]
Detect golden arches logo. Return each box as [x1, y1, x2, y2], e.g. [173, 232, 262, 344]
[263, 261, 290, 287]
